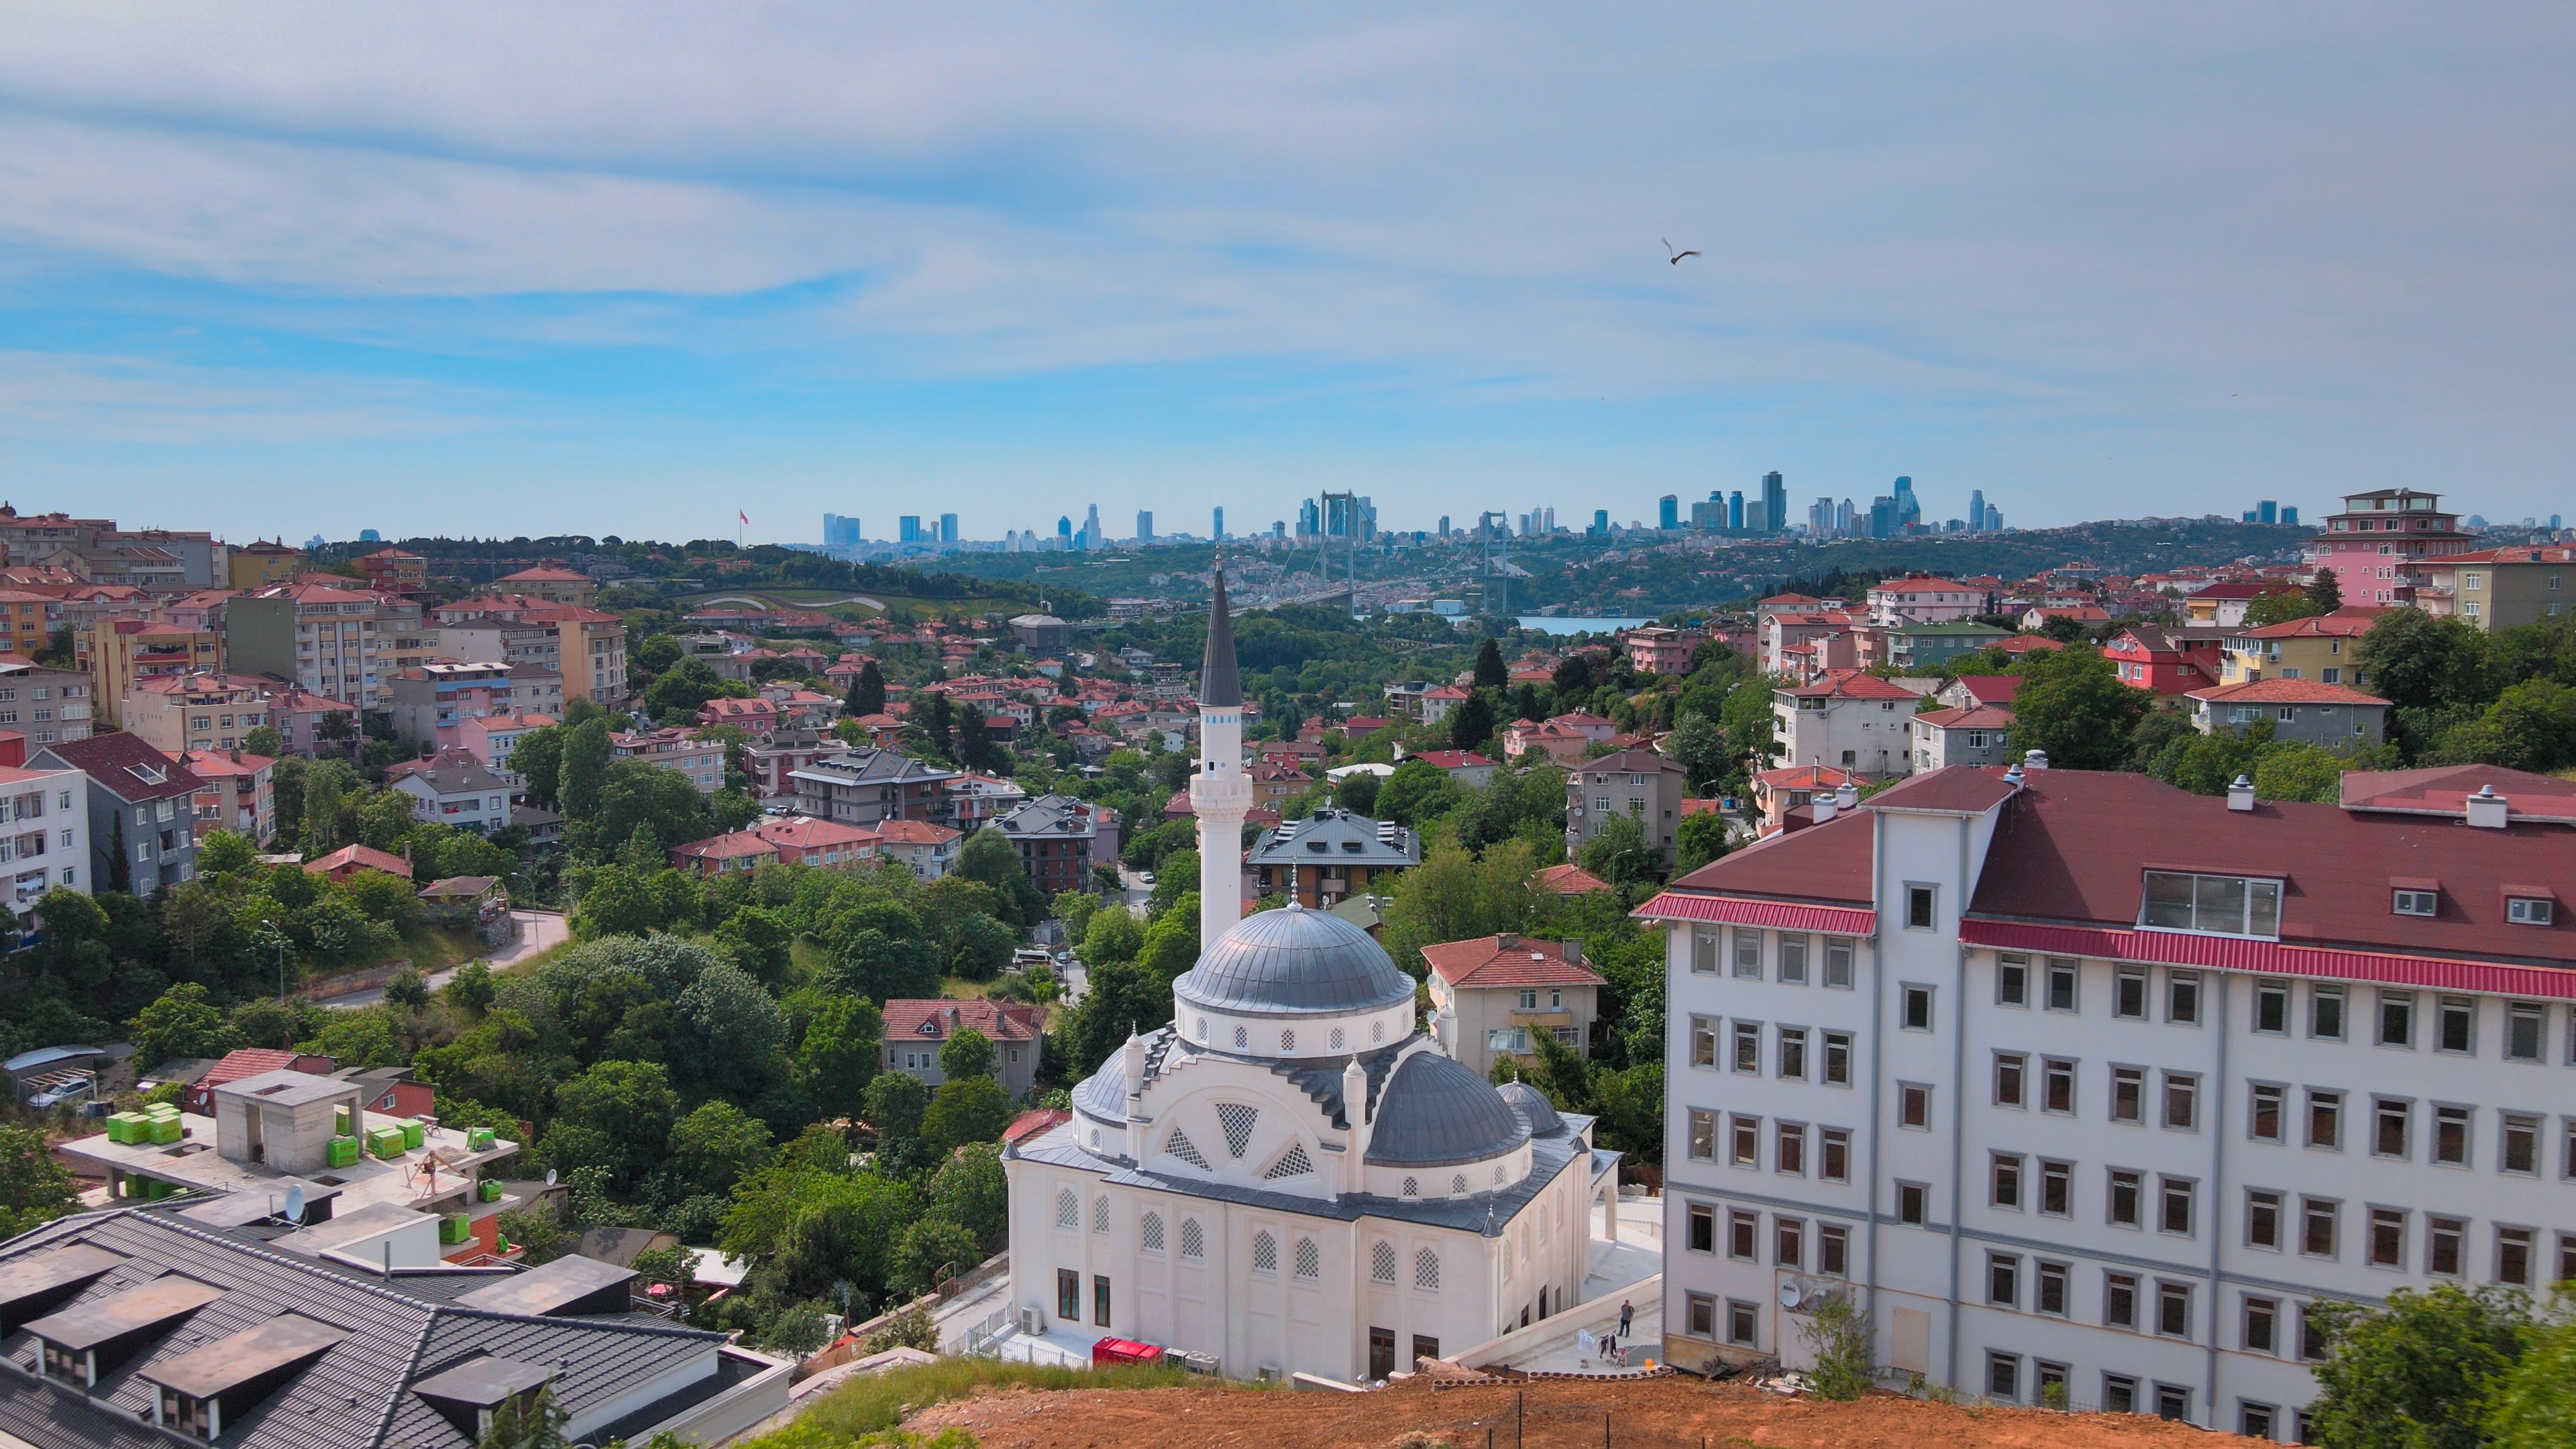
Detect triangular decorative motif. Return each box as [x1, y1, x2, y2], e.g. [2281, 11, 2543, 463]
[1216, 1102, 1259, 1158]
[1165, 1128, 1211, 1170]
[1263, 1142, 1316, 1179]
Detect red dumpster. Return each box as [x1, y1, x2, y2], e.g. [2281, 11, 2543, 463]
[1091, 1337, 1163, 1368]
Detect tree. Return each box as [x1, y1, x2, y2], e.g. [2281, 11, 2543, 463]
[890, 1214, 983, 1296]
[849, 659, 886, 717]
[1796, 1290, 1878, 1400]
[797, 996, 883, 1116]
[2307, 567, 2344, 614]
[2309, 1285, 2532, 1449]
[559, 716, 613, 821]
[1666, 711, 1729, 792]
[2357, 609, 2491, 714]
[672, 963, 786, 1096]
[443, 960, 496, 1014]
[1577, 811, 1660, 888]
[1376, 759, 1464, 829]
[1472, 637, 1508, 690]
[1674, 810, 1729, 875]
[665, 1100, 775, 1199]
[301, 765, 345, 853]
[475, 1385, 571, 1449]
[938, 1026, 997, 1081]
[596, 759, 714, 850]
[956, 826, 1042, 926]
[864, 1070, 930, 1160]
[920, 1074, 1013, 1159]
[2486, 1297, 2576, 1447]
[384, 966, 431, 1008]
[513, 725, 565, 811]
[1448, 691, 1497, 753]
[196, 829, 258, 877]
[2242, 588, 2326, 629]
[237, 724, 284, 759]
[129, 983, 245, 1071]
[0, 1124, 76, 1236]
[1334, 769, 1382, 816]
[1078, 905, 1144, 968]
[2006, 645, 2147, 771]
[1378, 837, 1540, 972]
[928, 1142, 1010, 1251]
[2250, 743, 2346, 802]
[550, 1060, 680, 1190]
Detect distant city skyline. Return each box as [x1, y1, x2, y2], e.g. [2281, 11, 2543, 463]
[7, 9, 2571, 539]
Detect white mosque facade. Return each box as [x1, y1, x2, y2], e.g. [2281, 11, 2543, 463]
[1002, 567, 1625, 1382]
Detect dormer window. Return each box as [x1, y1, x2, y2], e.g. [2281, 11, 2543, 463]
[2140, 871, 2281, 938]
[2508, 897, 2555, 926]
[2393, 890, 2438, 917]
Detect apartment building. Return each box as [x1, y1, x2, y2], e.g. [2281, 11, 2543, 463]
[2400, 547, 2575, 631]
[0, 588, 58, 659]
[1910, 705, 2015, 770]
[433, 595, 627, 704]
[495, 564, 599, 606]
[457, 710, 558, 771]
[225, 538, 304, 588]
[0, 658, 96, 747]
[993, 792, 1102, 897]
[34, 733, 201, 893]
[178, 747, 276, 843]
[610, 727, 728, 794]
[93, 619, 223, 714]
[382, 749, 515, 835]
[2306, 488, 2481, 607]
[225, 582, 397, 710]
[1563, 748, 1688, 866]
[388, 660, 567, 747]
[119, 674, 274, 756]
[1865, 576, 1990, 627]
[1772, 670, 1924, 778]
[0, 762, 88, 920]
[1648, 760, 2575, 1439]
[1423, 933, 1605, 1079]
[2187, 680, 2390, 748]
[788, 747, 959, 828]
[2217, 612, 2379, 688]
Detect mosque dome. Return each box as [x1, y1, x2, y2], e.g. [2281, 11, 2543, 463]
[1364, 1051, 1533, 1167]
[1493, 1080, 1567, 1137]
[1173, 905, 1417, 1019]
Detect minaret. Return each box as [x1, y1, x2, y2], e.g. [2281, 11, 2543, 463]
[1190, 559, 1252, 948]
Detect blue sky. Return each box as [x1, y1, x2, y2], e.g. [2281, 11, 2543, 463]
[1, 4, 2570, 543]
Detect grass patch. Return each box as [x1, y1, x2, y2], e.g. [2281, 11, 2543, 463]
[743, 1359, 1193, 1446]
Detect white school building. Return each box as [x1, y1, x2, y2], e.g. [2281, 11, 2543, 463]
[1647, 757, 2576, 1440]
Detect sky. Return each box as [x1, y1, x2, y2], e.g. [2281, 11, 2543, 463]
[1, 3, 2571, 544]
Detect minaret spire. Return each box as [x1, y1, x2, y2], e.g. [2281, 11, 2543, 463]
[1190, 553, 1252, 949]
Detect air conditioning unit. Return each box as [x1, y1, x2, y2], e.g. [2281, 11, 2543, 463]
[1018, 1306, 1045, 1334]
[1175, 1351, 1221, 1377]
[1254, 1364, 1282, 1384]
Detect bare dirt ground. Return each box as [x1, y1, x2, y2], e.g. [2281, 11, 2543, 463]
[903, 1375, 2259, 1449]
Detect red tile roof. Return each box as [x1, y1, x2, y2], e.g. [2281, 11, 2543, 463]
[1866, 765, 2023, 814]
[1779, 669, 1921, 701]
[303, 844, 414, 879]
[1528, 862, 1613, 894]
[2339, 765, 2576, 826]
[1002, 1108, 1072, 1146]
[1421, 934, 1605, 990]
[874, 820, 961, 845]
[1664, 807, 1874, 906]
[881, 999, 1044, 1043]
[1755, 764, 1858, 790]
[1913, 705, 2016, 730]
[1411, 751, 1495, 769]
[1947, 675, 2021, 704]
[1968, 769, 2574, 966]
[2187, 678, 2390, 706]
[2229, 610, 2385, 641]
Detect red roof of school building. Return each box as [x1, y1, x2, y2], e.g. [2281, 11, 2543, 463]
[2339, 764, 2576, 826]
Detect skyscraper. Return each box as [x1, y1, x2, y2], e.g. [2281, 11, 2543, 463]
[822, 513, 863, 547]
[1809, 496, 1834, 536]
[1728, 491, 1744, 531]
[898, 516, 923, 543]
[1297, 498, 1320, 541]
[1589, 509, 1610, 537]
[1137, 511, 1154, 543]
[1967, 490, 1986, 535]
[1762, 472, 1788, 537]
[1659, 494, 1679, 531]
[1438, 515, 1450, 537]
[1890, 476, 1920, 531]
[1837, 498, 1856, 535]
[1212, 506, 1224, 541]
[938, 513, 959, 543]
[1083, 504, 1102, 549]
[1057, 515, 1074, 549]
[1868, 496, 1898, 539]
[2258, 500, 2279, 525]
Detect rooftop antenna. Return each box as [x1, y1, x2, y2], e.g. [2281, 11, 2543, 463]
[283, 1183, 307, 1226]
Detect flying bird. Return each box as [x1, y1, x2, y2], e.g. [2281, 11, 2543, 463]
[1663, 238, 1701, 265]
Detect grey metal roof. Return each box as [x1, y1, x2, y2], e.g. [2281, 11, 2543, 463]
[1245, 808, 1419, 869]
[0, 1207, 735, 1449]
[1172, 906, 1416, 1019]
[1015, 1110, 1597, 1232]
[1494, 1081, 1568, 1138]
[1200, 566, 1241, 708]
[1364, 1051, 1532, 1167]
[997, 793, 1097, 837]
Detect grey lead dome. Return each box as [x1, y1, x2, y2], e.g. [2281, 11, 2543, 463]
[1366, 1051, 1534, 1167]
[1173, 906, 1417, 1019]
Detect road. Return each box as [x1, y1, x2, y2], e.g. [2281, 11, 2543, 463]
[320, 911, 570, 1008]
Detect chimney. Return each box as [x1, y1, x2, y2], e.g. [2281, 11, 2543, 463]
[1496, 932, 1519, 951]
[2228, 774, 2255, 812]
[1834, 782, 1859, 810]
[1814, 794, 1838, 824]
[2021, 749, 2049, 771]
[2465, 785, 2509, 829]
[1562, 939, 1584, 965]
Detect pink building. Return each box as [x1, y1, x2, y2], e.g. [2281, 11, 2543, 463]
[2306, 487, 2481, 606]
[178, 747, 276, 843]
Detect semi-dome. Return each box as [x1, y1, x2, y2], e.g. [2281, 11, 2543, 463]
[1365, 1051, 1533, 1167]
[1174, 905, 1417, 1019]
[1493, 1081, 1566, 1137]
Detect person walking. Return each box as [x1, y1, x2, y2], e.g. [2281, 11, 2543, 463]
[1618, 1298, 1634, 1337]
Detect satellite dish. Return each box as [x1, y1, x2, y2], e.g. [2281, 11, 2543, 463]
[545, 1169, 557, 1186]
[282, 1184, 307, 1225]
[1778, 1282, 1803, 1309]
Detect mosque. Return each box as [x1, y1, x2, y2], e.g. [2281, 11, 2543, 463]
[1002, 566, 1624, 1383]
